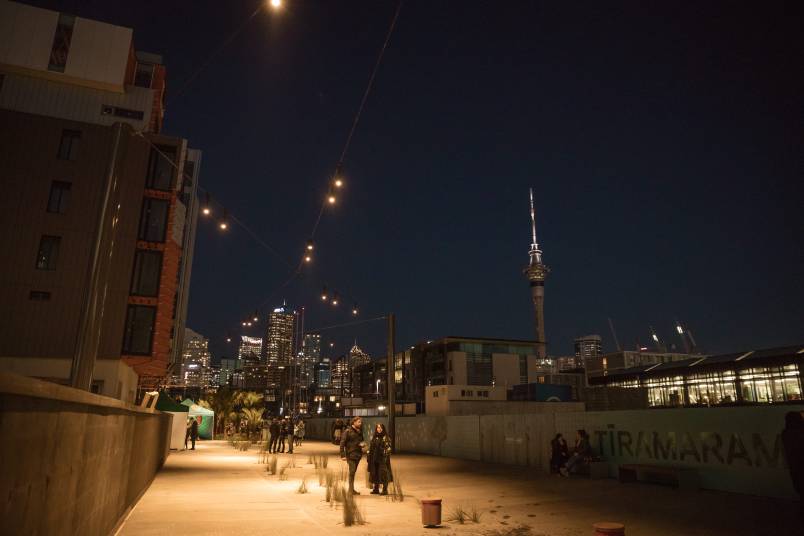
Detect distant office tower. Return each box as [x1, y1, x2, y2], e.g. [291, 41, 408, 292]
[349, 342, 371, 368]
[238, 336, 263, 367]
[574, 335, 603, 362]
[523, 189, 549, 358]
[302, 333, 321, 387]
[264, 305, 295, 366]
[219, 358, 237, 387]
[181, 328, 210, 387]
[331, 357, 352, 396]
[0, 2, 200, 401]
[315, 357, 332, 388]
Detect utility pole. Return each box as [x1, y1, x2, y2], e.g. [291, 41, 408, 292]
[386, 313, 396, 451]
[71, 123, 124, 391]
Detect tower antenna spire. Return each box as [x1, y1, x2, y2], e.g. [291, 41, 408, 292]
[528, 188, 542, 265]
[523, 188, 549, 358]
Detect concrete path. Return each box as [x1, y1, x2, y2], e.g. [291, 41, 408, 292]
[118, 440, 800, 536]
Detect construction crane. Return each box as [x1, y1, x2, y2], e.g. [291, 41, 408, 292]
[608, 317, 622, 352]
[675, 319, 698, 354]
[649, 325, 667, 353]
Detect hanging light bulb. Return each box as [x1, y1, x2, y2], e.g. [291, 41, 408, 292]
[332, 292, 339, 306]
[304, 254, 312, 263]
[253, 310, 259, 322]
[226, 332, 232, 343]
[352, 303, 359, 316]
[241, 321, 247, 327]
[219, 209, 229, 230]
[321, 286, 328, 301]
[202, 192, 211, 216]
[333, 164, 344, 189]
[306, 239, 314, 251]
[327, 194, 336, 205]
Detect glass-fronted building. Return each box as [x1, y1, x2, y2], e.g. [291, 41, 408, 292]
[589, 345, 802, 407]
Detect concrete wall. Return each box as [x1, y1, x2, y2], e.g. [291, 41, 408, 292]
[0, 372, 171, 535]
[305, 402, 804, 498]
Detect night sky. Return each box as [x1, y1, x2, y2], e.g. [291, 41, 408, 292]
[31, 1, 804, 362]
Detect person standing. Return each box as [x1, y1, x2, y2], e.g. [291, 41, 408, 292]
[368, 423, 393, 495]
[296, 420, 306, 446]
[550, 433, 569, 474]
[268, 419, 280, 453]
[340, 417, 365, 495]
[190, 417, 199, 450]
[332, 418, 345, 445]
[278, 418, 288, 453]
[184, 417, 193, 450]
[782, 411, 804, 525]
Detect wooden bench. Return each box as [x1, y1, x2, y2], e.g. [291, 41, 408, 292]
[618, 464, 699, 490]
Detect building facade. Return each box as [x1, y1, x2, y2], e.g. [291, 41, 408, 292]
[302, 332, 321, 388]
[394, 336, 545, 405]
[0, 2, 200, 401]
[574, 334, 603, 361]
[589, 345, 802, 407]
[263, 305, 295, 366]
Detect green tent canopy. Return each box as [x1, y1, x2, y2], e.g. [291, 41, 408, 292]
[156, 392, 189, 413]
[181, 399, 215, 440]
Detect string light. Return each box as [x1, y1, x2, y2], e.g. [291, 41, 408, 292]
[304, 255, 312, 263]
[327, 194, 336, 205]
[219, 209, 229, 230]
[202, 192, 211, 216]
[352, 303, 359, 316]
[332, 292, 340, 306]
[334, 178, 343, 188]
[321, 286, 328, 301]
[252, 310, 259, 322]
[306, 239, 314, 251]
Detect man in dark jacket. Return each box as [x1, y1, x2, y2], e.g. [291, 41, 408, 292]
[268, 419, 280, 453]
[782, 411, 804, 525]
[190, 417, 199, 450]
[278, 419, 289, 453]
[340, 417, 364, 495]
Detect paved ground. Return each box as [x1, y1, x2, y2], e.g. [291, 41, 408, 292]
[118, 440, 800, 536]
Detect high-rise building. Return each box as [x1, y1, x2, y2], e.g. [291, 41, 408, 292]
[302, 333, 321, 387]
[348, 342, 371, 368]
[523, 189, 549, 358]
[238, 336, 262, 366]
[263, 305, 295, 366]
[331, 357, 352, 396]
[574, 335, 603, 363]
[315, 357, 332, 388]
[0, 2, 200, 401]
[181, 328, 210, 388]
[219, 357, 237, 387]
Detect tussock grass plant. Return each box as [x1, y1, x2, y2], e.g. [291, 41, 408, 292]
[278, 461, 290, 480]
[297, 478, 308, 494]
[266, 455, 278, 475]
[469, 505, 483, 523]
[446, 506, 469, 524]
[342, 490, 365, 526]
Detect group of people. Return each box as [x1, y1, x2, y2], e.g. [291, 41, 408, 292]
[550, 429, 593, 477]
[338, 416, 393, 495]
[267, 418, 306, 453]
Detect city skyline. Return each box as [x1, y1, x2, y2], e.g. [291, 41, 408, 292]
[19, 0, 804, 367]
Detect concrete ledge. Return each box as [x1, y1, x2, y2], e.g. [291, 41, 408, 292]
[0, 372, 171, 535]
[0, 371, 151, 413]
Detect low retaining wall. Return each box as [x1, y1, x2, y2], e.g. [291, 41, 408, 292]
[306, 403, 803, 499]
[0, 372, 172, 535]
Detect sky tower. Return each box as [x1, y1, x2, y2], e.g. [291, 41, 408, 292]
[524, 188, 550, 358]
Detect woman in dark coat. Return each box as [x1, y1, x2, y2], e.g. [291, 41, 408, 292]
[368, 423, 393, 495]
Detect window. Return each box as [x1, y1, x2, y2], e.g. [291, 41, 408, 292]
[48, 13, 75, 72]
[432, 391, 438, 398]
[122, 305, 156, 355]
[138, 198, 169, 242]
[145, 145, 177, 191]
[35, 235, 61, 270]
[29, 291, 51, 301]
[134, 63, 154, 88]
[47, 181, 71, 213]
[57, 130, 81, 160]
[130, 250, 163, 296]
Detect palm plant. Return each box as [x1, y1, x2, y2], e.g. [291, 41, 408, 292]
[201, 388, 237, 436]
[241, 407, 264, 441]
